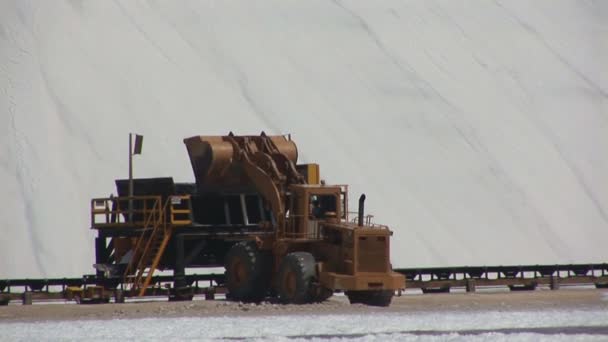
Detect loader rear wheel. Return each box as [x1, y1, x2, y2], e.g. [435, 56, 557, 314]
[224, 241, 271, 302]
[277, 252, 316, 304]
[346, 290, 393, 307]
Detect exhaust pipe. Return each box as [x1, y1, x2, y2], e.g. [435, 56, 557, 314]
[358, 194, 366, 227]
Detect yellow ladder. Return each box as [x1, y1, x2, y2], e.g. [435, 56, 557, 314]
[123, 197, 174, 297]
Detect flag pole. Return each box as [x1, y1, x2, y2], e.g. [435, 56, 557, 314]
[128, 133, 133, 223]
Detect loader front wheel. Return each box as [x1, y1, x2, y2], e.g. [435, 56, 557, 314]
[346, 290, 393, 307]
[224, 241, 271, 302]
[277, 252, 316, 304]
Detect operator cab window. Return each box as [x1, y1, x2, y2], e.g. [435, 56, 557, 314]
[309, 195, 337, 219]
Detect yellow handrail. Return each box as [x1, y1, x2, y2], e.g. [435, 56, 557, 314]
[168, 195, 192, 225]
[91, 196, 165, 227]
[91, 195, 193, 228]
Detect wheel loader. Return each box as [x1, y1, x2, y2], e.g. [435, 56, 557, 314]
[91, 133, 404, 306]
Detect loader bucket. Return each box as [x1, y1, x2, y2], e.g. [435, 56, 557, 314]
[183, 134, 298, 190]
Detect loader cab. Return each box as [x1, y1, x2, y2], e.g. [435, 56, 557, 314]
[310, 194, 337, 220]
[286, 184, 345, 239]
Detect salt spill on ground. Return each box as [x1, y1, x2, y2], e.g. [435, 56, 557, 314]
[2, 309, 607, 341]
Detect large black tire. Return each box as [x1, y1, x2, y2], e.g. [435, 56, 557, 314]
[346, 290, 394, 307]
[277, 252, 317, 304]
[224, 241, 271, 302]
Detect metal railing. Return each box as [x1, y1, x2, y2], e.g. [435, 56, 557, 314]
[91, 196, 163, 228]
[91, 195, 193, 228]
[347, 212, 389, 229]
[168, 195, 193, 226]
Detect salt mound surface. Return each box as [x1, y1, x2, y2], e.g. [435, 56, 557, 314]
[1, 1, 606, 277]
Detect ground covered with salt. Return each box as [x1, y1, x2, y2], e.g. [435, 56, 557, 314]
[2, 289, 607, 341]
[2, 308, 607, 341]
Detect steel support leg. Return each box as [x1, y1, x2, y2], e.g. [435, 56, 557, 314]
[550, 276, 560, 290]
[466, 279, 476, 293]
[95, 234, 108, 279]
[173, 234, 186, 289]
[170, 234, 193, 301]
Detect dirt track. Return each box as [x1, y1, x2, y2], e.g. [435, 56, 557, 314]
[1, 288, 606, 322]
